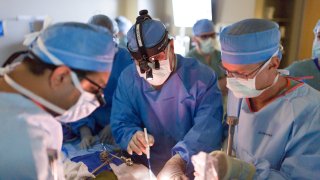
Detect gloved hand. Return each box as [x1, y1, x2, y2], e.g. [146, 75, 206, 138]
[63, 159, 95, 180]
[99, 125, 115, 144]
[110, 163, 156, 180]
[127, 130, 154, 155]
[157, 154, 188, 180]
[192, 151, 256, 180]
[79, 126, 94, 149]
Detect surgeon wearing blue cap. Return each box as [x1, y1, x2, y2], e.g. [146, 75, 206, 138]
[0, 22, 116, 179]
[192, 19, 320, 179]
[65, 15, 132, 149]
[110, 10, 223, 179]
[115, 16, 133, 48]
[187, 19, 227, 96]
[286, 19, 320, 91]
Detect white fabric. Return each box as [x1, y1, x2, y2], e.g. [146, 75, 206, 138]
[0, 92, 64, 179]
[63, 159, 95, 180]
[110, 163, 156, 180]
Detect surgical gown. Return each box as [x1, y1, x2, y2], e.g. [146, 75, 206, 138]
[285, 58, 320, 91]
[186, 48, 225, 80]
[0, 92, 64, 179]
[111, 54, 223, 175]
[67, 48, 132, 136]
[233, 80, 320, 179]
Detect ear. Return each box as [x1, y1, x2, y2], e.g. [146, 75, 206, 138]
[269, 57, 280, 70]
[49, 66, 72, 90]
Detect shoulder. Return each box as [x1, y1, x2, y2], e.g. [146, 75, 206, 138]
[176, 54, 217, 85]
[285, 83, 320, 118]
[118, 63, 140, 87]
[286, 59, 314, 73]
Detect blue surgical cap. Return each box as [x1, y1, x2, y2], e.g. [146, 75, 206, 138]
[30, 22, 116, 72]
[220, 19, 281, 64]
[115, 16, 132, 34]
[127, 19, 167, 52]
[88, 14, 119, 35]
[314, 20, 320, 34]
[192, 19, 214, 36]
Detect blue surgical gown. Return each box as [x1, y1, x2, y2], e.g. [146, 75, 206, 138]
[111, 54, 223, 175]
[66, 47, 132, 136]
[233, 80, 320, 179]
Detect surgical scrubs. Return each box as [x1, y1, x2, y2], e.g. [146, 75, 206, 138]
[67, 48, 132, 136]
[286, 58, 320, 91]
[186, 48, 225, 80]
[0, 93, 64, 179]
[234, 79, 320, 179]
[111, 54, 223, 175]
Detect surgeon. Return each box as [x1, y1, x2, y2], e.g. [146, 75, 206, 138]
[115, 16, 133, 48]
[187, 19, 227, 96]
[285, 19, 320, 91]
[110, 10, 223, 179]
[0, 22, 116, 179]
[192, 19, 320, 180]
[66, 14, 132, 149]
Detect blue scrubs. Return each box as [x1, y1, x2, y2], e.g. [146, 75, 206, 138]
[234, 79, 320, 179]
[67, 47, 132, 136]
[110, 54, 223, 175]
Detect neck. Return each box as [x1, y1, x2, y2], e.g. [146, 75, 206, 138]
[249, 76, 287, 111]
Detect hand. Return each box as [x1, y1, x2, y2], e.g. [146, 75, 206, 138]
[63, 159, 95, 179]
[192, 151, 256, 180]
[110, 163, 156, 180]
[80, 135, 94, 149]
[157, 154, 188, 180]
[192, 151, 219, 180]
[127, 131, 154, 155]
[79, 126, 94, 149]
[99, 125, 115, 144]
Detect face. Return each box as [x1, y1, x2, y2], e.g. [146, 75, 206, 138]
[48, 66, 110, 110]
[222, 57, 279, 90]
[134, 40, 175, 71]
[194, 32, 216, 54]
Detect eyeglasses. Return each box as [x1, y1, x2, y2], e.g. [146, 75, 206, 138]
[220, 61, 267, 80]
[82, 76, 106, 107]
[199, 33, 215, 40]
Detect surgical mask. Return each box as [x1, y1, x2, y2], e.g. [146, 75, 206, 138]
[226, 51, 279, 98]
[312, 39, 320, 58]
[199, 38, 214, 54]
[136, 46, 173, 86]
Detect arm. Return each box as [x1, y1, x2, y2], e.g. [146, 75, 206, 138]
[69, 116, 96, 136]
[110, 73, 143, 151]
[172, 72, 223, 172]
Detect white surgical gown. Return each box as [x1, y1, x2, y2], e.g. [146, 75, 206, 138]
[0, 92, 64, 179]
[234, 80, 320, 179]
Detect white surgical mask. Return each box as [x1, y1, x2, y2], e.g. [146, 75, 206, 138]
[226, 50, 279, 98]
[136, 45, 173, 86]
[312, 39, 320, 58]
[200, 38, 214, 54]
